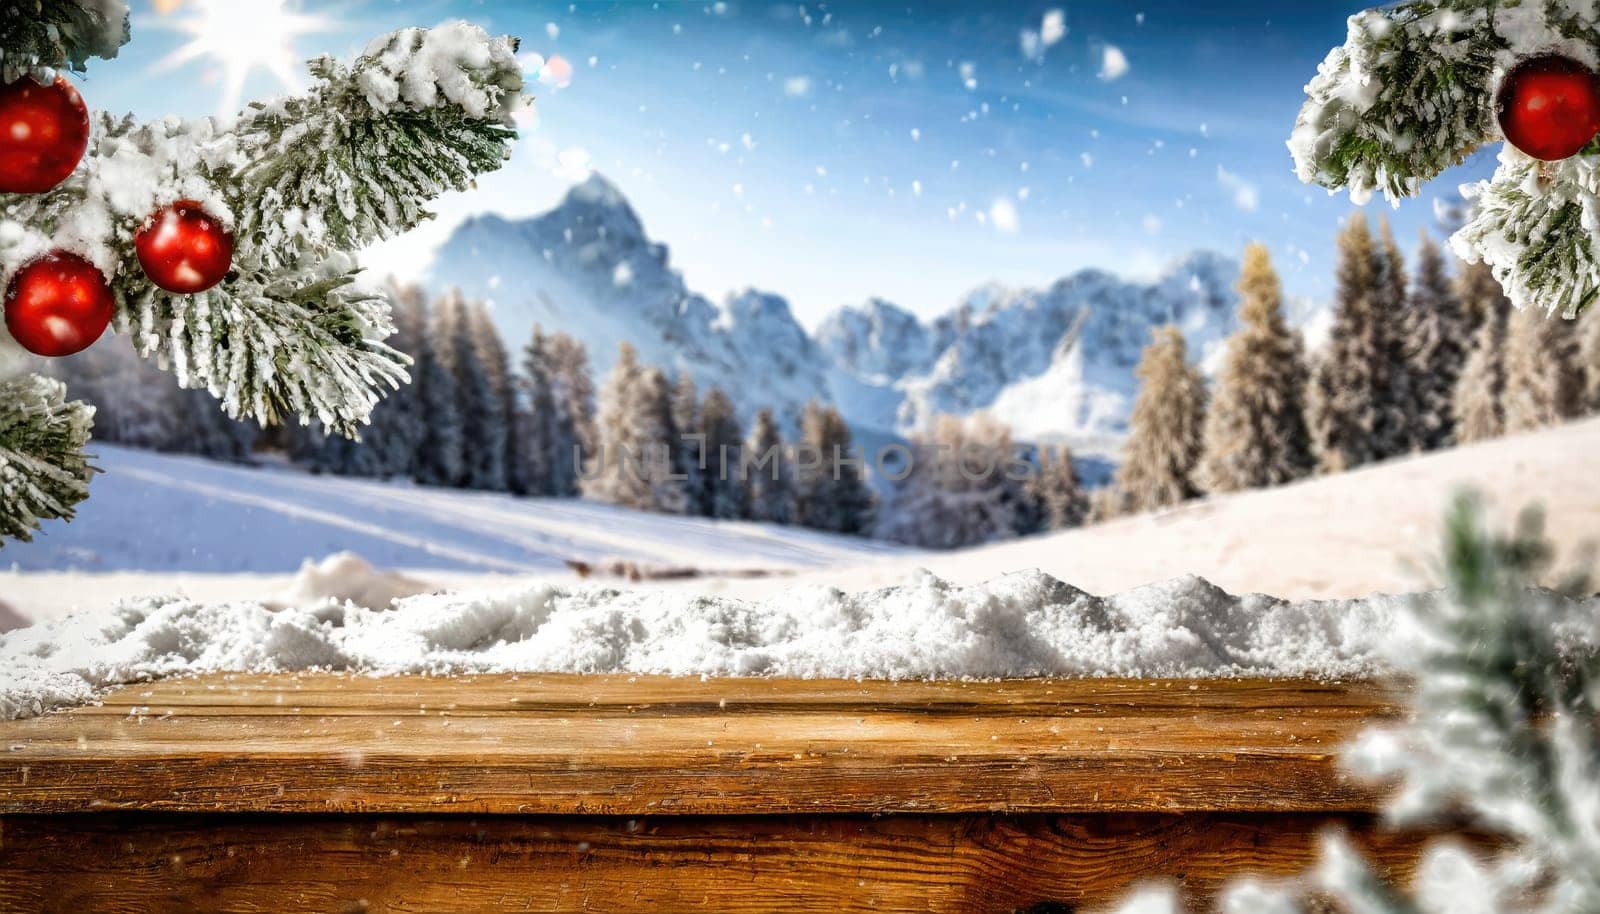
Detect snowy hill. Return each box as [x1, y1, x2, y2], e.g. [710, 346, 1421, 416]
[0, 445, 909, 622]
[422, 174, 1247, 451]
[7, 420, 1594, 630]
[687, 417, 1600, 603]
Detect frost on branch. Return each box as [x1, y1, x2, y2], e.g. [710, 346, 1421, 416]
[1289, 0, 1597, 205]
[0, 22, 521, 437]
[0, 0, 130, 82]
[232, 21, 524, 271]
[1305, 497, 1600, 913]
[120, 253, 407, 434]
[354, 22, 524, 123]
[0, 374, 94, 544]
[1100, 495, 1600, 914]
[1292, 0, 1600, 315]
[1455, 147, 1600, 317]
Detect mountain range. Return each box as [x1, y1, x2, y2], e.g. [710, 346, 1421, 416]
[424, 173, 1255, 458]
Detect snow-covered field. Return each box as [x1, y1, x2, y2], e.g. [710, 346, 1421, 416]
[0, 445, 908, 625]
[3, 417, 1597, 627]
[707, 416, 1600, 604]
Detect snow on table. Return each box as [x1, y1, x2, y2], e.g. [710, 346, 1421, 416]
[0, 568, 1415, 720]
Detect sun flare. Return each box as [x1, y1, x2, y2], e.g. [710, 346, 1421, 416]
[151, 0, 334, 117]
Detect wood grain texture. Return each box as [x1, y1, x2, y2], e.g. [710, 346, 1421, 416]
[0, 674, 1404, 815]
[0, 812, 1454, 914]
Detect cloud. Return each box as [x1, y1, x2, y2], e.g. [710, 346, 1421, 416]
[1216, 165, 1259, 211]
[989, 198, 1020, 234]
[783, 76, 812, 98]
[1098, 45, 1129, 81]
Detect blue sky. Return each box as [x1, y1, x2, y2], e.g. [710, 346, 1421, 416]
[85, 0, 1500, 325]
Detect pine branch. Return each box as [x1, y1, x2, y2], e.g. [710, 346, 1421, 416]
[0, 372, 94, 543]
[1455, 150, 1600, 318]
[1288, 0, 1506, 206]
[0, 0, 128, 82]
[1315, 494, 1600, 913]
[119, 253, 408, 434]
[0, 22, 523, 434]
[1293, 0, 1600, 315]
[231, 23, 523, 271]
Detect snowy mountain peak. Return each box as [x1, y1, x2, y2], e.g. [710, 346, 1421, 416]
[820, 251, 1242, 456]
[427, 173, 1244, 454]
[816, 296, 935, 384]
[427, 174, 828, 426]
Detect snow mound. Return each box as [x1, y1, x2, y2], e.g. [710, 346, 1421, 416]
[266, 552, 439, 611]
[0, 570, 1427, 720]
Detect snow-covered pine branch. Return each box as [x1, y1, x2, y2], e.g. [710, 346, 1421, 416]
[1290, 0, 1600, 316]
[0, 374, 94, 542]
[0, 0, 129, 82]
[1103, 494, 1600, 914]
[232, 23, 523, 272]
[1456, 146, 1600, 317]
[1317, 495, 1600, 913]
[0, 21, 523, 435]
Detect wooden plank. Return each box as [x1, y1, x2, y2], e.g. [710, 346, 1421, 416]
[0, 812, 1454, 914]
[74, 672, 1398, 715]
[0, 674, 1403, 816]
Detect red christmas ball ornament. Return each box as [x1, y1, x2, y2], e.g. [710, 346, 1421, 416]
[4, 252, 115, 358]
[1497, 54, 1600, 161]
[134, 200, 234, 294]
[0, 76, 90, 194]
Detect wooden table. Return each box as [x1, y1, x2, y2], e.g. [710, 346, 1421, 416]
[0, 674, 1434, 913]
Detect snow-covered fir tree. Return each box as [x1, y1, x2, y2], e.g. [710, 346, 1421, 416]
[544, 332, 595, 498]
[793, 400, 873, 535]
[308, 283, 432, 478]
[361, 284, 430, 478]
[0, 7, 524, 542]
[470, 304, 523, 494]
[1403, 234, 1468, 451]
[49, 336, 255, 462]
[1452, 262, 1513, 445]
[1502, 307, 1583, 435]
[1455, 258, 1506, 341]
[1583, 310, 1600, 415]
[671, 372, 705, 515]
[878, 412, 1023, 549]
[1372, 218, 1416, 458]
[698, 386, 745, 520]
[520, 326, 560, 496]
[434, 294, 503, 491]
[1289, 0, 1600, 316]
[585, 342, 647, 507]
[1116, 326, 1206, 513]
[1454, 303, 1511, 445]
[410, 294, 464, 487]
[630, 366, 690, 515]
[1309, 216, 1387, 473]
[1022, 444, 1088, 532]
[1198, 243, 1314, 493]
[743, 407, 793, 525]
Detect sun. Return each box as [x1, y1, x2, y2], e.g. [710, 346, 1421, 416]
[151, 0, 334, 117]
